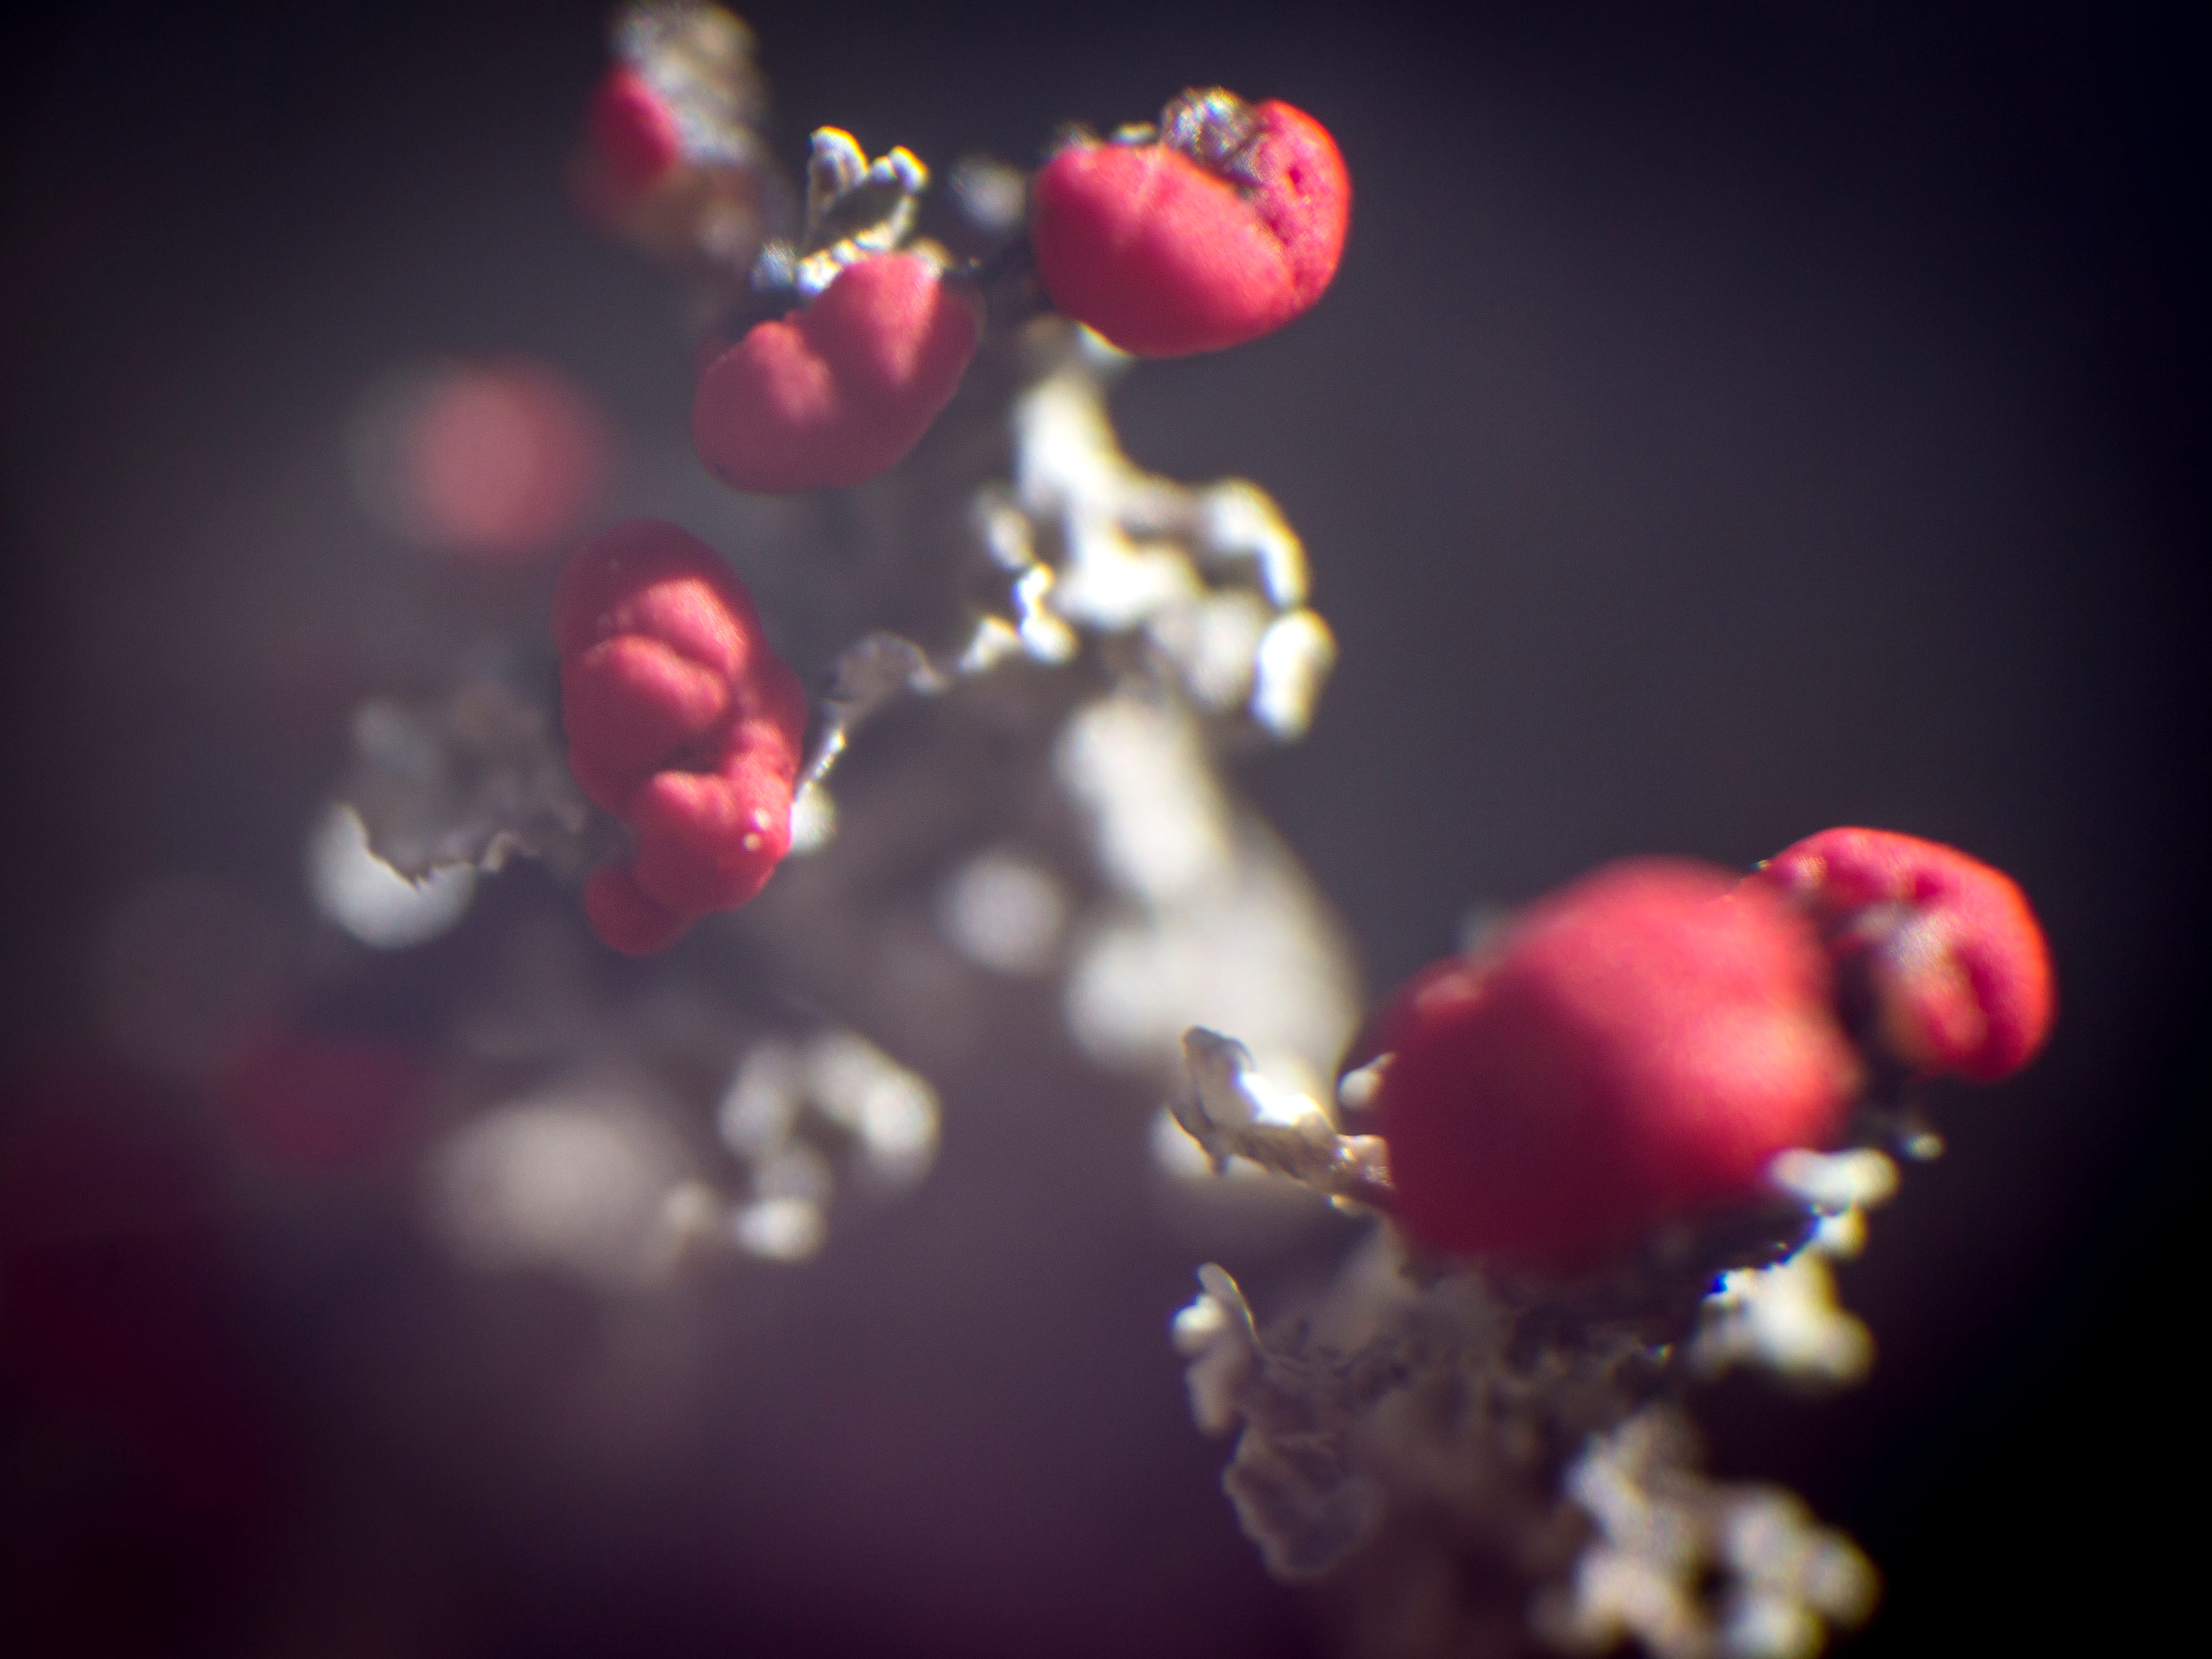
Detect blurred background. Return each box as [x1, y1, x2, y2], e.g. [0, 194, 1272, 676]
[1, 2, 2202, 1654]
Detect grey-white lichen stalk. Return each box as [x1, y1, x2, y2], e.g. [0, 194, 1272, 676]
[1164, 1033, 1895, 1655]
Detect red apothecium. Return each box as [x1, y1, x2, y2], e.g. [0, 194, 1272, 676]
[1373, 860, 1859, 1273]
[1031, 92, 1350, 357]
[553, 519, 808, 953]
[1757, 827, 2055, 1083]
[692, 253, 979, 494]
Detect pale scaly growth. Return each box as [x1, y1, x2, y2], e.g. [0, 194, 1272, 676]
[1165, 1024, 1889, 1655]
[1533, 1409, 1878, 1659]
[339, 674, 593, 882]
[710, 1029, 941, 1261]
[983, 331, 1338, 741]
[1691, 1150, 1900, 1387]
[1056, 692, 1358, 1091]
[752, 127, 933, 299]
[306, 802, 475, 950]
[1168, 1028, 1391, 1212]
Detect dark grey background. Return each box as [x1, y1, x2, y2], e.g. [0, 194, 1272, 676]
[3, 3, 2203, 1654]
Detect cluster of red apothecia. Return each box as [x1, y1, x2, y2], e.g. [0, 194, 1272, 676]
[557, 50, 2055, 1277]
[1369, 832, 2055, 1273]
[552, 521, 808, 954]
[558, 63, 1352, 957]
[590, 68, 1350, 494]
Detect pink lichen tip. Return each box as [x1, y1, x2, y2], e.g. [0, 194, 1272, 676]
[1372, 860, 1861, 1275]
[1756, 827, 2055, 1084]
[595, 67, 684, 188]
[552, 519, 808, 954]
[574, 65, 685, 228]
[692, 253, 980, 494]
[1030, 91, 1351, 358]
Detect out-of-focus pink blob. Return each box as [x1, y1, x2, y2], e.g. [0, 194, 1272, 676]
[573, 65, 685, 231]
[219, 1030, 429, 1174]
[353, 359, 610, 559]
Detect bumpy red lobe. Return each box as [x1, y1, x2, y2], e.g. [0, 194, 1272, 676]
[1375, 860, 1859, 1274]
[692, 254, 980, 493]
[1030, 101, 1351, 357]
[553, 520, 808, 954]
[1757, 827, 2054, 1082]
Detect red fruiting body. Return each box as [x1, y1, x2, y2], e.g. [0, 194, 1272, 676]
[1374, 860, 1860, 1274]
[1757, 827, 2055, 1083]
[574, 66, 685, 226]
[553, 520, 808, 954]
[692, 253, 980, 493]
[1030, 99, 1350, 357]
